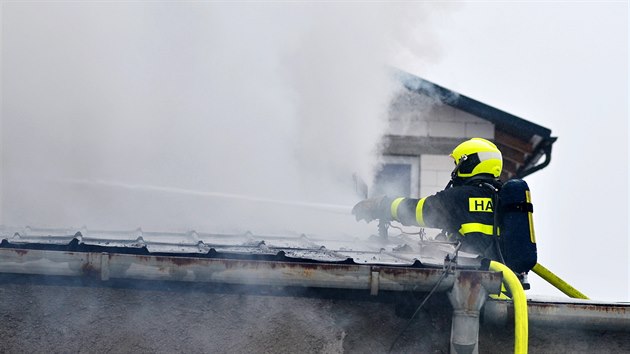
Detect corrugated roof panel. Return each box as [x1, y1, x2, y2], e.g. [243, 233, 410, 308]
[0, 226, 479, 268]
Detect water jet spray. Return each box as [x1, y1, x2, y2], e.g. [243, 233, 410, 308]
[60, 178, 353, 215]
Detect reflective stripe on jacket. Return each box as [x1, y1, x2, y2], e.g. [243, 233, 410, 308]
[390, 179, 499, 240]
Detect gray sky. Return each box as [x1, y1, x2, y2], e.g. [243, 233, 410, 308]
[1, 1, 628, 302]
[394, 2, 629, 301]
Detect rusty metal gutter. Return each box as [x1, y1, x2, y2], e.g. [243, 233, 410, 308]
[0, 248, 501, 296]
[483, 299, 630, 332]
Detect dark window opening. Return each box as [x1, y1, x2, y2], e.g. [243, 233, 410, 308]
[372, 163, 412, 197]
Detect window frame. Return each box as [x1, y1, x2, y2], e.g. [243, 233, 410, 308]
[375, 155, 420, 197]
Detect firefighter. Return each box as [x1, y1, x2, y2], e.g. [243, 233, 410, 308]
[352, 137, 503, 259]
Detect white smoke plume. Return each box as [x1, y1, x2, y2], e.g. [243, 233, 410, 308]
[1, 3, 440, 236]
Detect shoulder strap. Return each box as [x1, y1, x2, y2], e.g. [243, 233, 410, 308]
[481, 182, 505, 264]
[502, 202, 534, 213]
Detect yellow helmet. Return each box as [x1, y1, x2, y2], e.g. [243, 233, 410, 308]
[450, 138, 503, 178]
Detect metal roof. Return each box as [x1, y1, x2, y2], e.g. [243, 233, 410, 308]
[0, 226, 483, 269]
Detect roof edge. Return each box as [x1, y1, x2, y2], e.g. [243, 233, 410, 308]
[392, 68, 552, 140]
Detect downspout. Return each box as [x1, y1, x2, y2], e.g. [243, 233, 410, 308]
[447, 270, 501, 354]
[516, 137, 557, 179]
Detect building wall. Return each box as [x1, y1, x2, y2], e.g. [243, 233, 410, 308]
[419, 154, 453, 197]
[380, 91, 496, 202]
[0, 277, 627, 354]
[387, 91, 495, 140]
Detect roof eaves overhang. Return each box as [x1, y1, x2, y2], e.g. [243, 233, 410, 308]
[485, 298, 630, 332]
[394, 69, 552, 140]
[392, 69, 557, 178]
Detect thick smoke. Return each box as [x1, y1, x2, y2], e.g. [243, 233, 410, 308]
[1, 3, 435, 237]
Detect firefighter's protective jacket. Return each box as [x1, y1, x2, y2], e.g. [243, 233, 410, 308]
[390, 177, 501, 258]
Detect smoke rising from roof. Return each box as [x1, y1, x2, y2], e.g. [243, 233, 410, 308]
[2, 3, 437, 236]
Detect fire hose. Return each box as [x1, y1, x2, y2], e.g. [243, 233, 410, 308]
[489, 260, 529, 354]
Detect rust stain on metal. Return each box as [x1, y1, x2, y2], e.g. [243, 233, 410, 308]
[111, 254, 435, 281]
[286, 262, 357, 272]
[169, 257, 203, 266]
[458, 272, 483, 286]
[531, 302, 630, 315]
[458, 272, 483, 309]
[135, 255, 154, 263]
[13, 249, 29, 256]
[81, 262, 99, 277]
[380, 267, 443, 280]
[164, 257, 362, 273]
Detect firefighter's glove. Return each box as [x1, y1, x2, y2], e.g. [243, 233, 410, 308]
[352, 196, 392, 223]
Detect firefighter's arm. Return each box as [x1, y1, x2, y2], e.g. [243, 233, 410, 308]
[389, 197, 428, 227]
[352, 196, 432, 226]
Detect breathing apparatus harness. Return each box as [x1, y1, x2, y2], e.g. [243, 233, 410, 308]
[439, 153, 507, 262]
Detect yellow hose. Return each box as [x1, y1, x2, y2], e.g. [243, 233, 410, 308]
[531, 263, 589, 299]
[490, 261, 528, 354]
